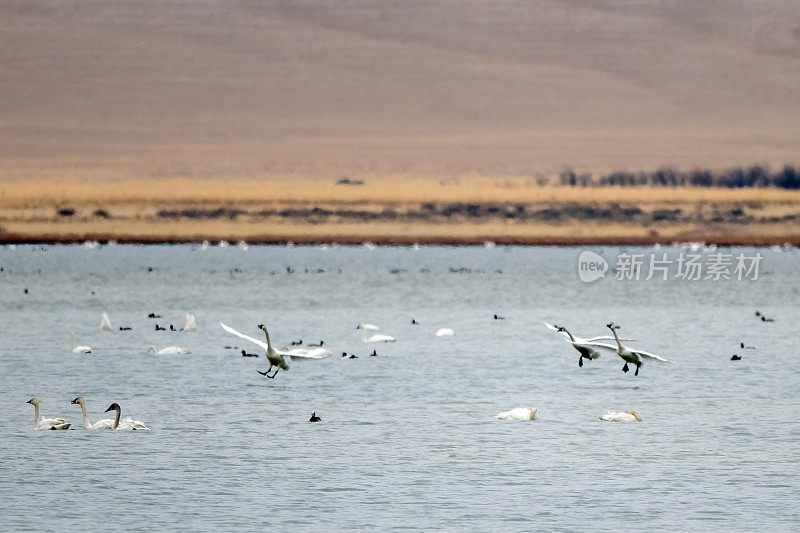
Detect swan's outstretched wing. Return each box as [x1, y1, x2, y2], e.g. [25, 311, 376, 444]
[584, 335, 636, 343]
[284, 347, 333, 359]
[544, 321, 560, 332]
[581, 341, 618, 352]
[631, 349, 670, 362]
[220, 322, 268, 351]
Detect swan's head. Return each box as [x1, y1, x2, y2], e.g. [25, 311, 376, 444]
[70, 396, 85, 405]
[529, 407, 538, 420]
[606, 322, 621, 330]
[26, 398, 38, 406]
[357, 324, 379, 331]
[555, 326, 565, 332]
[625, 410, 643, 421]
[258, 324, 266, 331]
[105, 403, 121, 413]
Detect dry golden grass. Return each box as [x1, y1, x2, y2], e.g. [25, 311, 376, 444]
[3, 177, 800, 207]
[2, 178, 800, 244]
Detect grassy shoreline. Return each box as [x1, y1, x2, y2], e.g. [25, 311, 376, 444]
[2, 178, 800, 245]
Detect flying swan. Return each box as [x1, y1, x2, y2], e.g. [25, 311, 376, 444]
[544, 322, 633, 368]
[104, 403, 150, 430]
[603, 323, 670, 376]
[71, 396, 115, 429]
[496, 407, 537, 421]
[70, 331, 91, 354]
[220, 322, 331, 378]
[357, 324, 396, 343]
[599, 411, 643, 422]
[26, 398, 70, 430]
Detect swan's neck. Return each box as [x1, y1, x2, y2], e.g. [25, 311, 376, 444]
[33, 404, 40, 426]
[610, 327, 622, 349]
[361, 328, 368, 342]
[113, 407, 121, 430]
[262, 327, 274, 354]
[562, 329, 576, 342]
[78, 402, 92, 428]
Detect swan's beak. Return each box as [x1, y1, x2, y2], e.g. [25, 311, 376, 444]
[104, 405, 114, 412]
[70, 398, 78, 404]
[26, 399, 33, 404]
[257, 323, 264, 329]
[606, 323, 614, 328]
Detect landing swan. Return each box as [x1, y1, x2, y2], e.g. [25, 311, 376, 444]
[602, 323, 670, 376]
[70, 331, 91, 354]
[71, 396, 115, 429]
[104, 403, 149, 430]
[148, 346, 191, 355]
[220, 322, 330, 378]
[544, 322, 629, 368]
[496, 407, 537, 421]
[183, 314, 197, 332]
[101, 312, 112, 331]
[26, 398, 70, 430]
[599, 410, 642, 422]
[357, 324, 396, 343]
[436, 328, 455, 337]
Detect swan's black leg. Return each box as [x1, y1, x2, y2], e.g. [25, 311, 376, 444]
[578, 356, 583, 367]
[622, 362, 629, 373]
[258, 363, 274, 376]
[634, 364, 640, 376]
[267, 368, 280, 379]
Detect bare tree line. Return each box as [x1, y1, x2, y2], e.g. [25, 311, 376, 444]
[558, 165, 800, 189]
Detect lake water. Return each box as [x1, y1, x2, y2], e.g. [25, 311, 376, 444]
[1, 244, 798, 531]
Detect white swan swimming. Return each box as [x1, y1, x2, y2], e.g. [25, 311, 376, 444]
[104, 403, 150, 430]
[599, 410, 643, 422]
[70, 331, 91, 354]
[71, 396, 115, 429]
[147, 346, 191, 355]
[544, 322, 631, 368]
[26, 398, 70, 430]
[183, 313, 197, 332]
[496, 407, 538, 421]
[101, 312, 112, 331]
[357, 324, 396, 343]
[436, 328, 455, 337]
[603, 323, 670, 376]
[220, 322, 331, 378]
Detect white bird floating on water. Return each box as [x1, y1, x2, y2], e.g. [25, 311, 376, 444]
[436, 328, 455, 337]
[148, 346, 191, 355]
[220, 322, 332, 378]
[544, 322, 634, 368]
[602, 323, 670, 376]
[70, 331, 91, 354]
[357, 324, 396, 343]
[599, 411, 643, 422]
[104, 403, 149, 430]
[26, 398, 70, 430]
[183, 313, 197, 332]
[71, 396, 115, 429]
[101, 312, 112, 331]
[496, 407, 538, 421]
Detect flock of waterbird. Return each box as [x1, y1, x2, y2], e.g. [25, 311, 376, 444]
[32, 306, 768, 430]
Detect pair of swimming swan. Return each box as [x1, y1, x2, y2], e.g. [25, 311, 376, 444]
[357, 324, 396, 343]
[26, 397, 149, 430]
[545, 322, 669, 375]
[495, 406, 643, 422]
[71, 397, 149, 430]
[220, 322, 333, 378]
